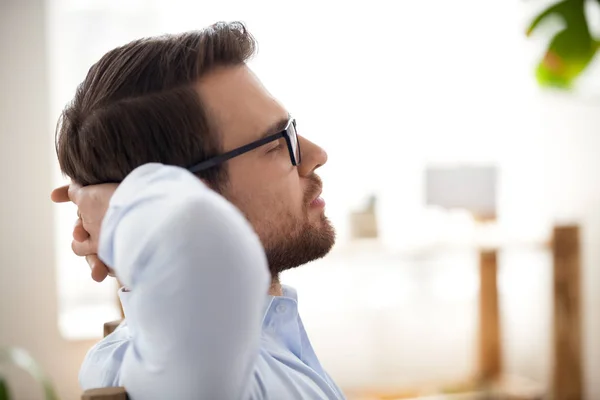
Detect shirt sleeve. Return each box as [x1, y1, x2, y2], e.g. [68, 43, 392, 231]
[78, 289, 132, 391]
[97, 163, 270, 400]
[79, 322, 131, 390]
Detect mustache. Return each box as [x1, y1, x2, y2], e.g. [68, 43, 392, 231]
[304, 174, 323, 203]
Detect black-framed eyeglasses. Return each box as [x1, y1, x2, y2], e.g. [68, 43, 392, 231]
[188, 118, 301, 173]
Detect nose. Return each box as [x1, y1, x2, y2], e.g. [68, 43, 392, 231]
[297, 136, 328, 176]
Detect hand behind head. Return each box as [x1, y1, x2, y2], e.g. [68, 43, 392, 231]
[51, 182, 118, 282]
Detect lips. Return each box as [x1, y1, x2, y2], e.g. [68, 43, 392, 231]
[306, 175, 325, 208]
[310, 191, 325, 208]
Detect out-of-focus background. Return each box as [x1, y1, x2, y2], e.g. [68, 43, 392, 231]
[1, 0, 599, 399]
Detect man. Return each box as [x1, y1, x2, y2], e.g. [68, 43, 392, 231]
[51, 21, 342, 399]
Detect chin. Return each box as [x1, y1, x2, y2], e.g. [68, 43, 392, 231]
[266, 217, 336, 276]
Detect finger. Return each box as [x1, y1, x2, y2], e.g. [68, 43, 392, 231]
[86, 255, 109, 282]
[71, 239, 95, 257]
[73, 218, 90, 242]
[51, 185, 70, 203]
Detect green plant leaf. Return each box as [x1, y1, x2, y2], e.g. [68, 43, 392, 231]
[0, 347, 59, 400]
[527, 0, 598, 89]
[0, 376, 10, 400]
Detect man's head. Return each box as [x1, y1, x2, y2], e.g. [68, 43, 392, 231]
[56, 22, 335, 277]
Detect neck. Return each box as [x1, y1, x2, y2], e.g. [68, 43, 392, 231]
[268, 276, 283, 296]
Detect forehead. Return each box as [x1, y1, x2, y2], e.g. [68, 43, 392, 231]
[195, 65, 288, 150]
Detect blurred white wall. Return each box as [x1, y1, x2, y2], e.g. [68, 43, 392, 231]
[0, 1, 96, 399]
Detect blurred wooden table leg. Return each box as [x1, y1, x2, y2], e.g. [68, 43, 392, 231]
[552, 225, 583, 400]
[478, 248, 502, 383]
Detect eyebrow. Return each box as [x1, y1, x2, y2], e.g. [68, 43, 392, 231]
[258, 114, 291, 139]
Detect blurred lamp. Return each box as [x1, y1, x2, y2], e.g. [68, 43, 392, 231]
[425, 165, 497, 222]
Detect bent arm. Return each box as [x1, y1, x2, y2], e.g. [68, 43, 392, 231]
[98, 164, 270, 400]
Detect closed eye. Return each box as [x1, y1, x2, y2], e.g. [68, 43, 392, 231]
[267, 142, 284, 153]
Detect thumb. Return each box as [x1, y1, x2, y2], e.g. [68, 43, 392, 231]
[51, 185, 70, 203]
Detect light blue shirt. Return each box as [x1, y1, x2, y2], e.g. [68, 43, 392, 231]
[79, 163, 345, 400]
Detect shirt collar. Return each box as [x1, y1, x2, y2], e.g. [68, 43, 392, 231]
[119, 284, 299, 322]
[281, 285, 298, 301]
[261, 284, 298, 323]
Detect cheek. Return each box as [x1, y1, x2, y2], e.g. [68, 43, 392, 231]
[226, 159, 303, 218]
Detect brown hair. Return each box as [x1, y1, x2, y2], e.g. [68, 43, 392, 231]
[55, 21, 257, 187]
